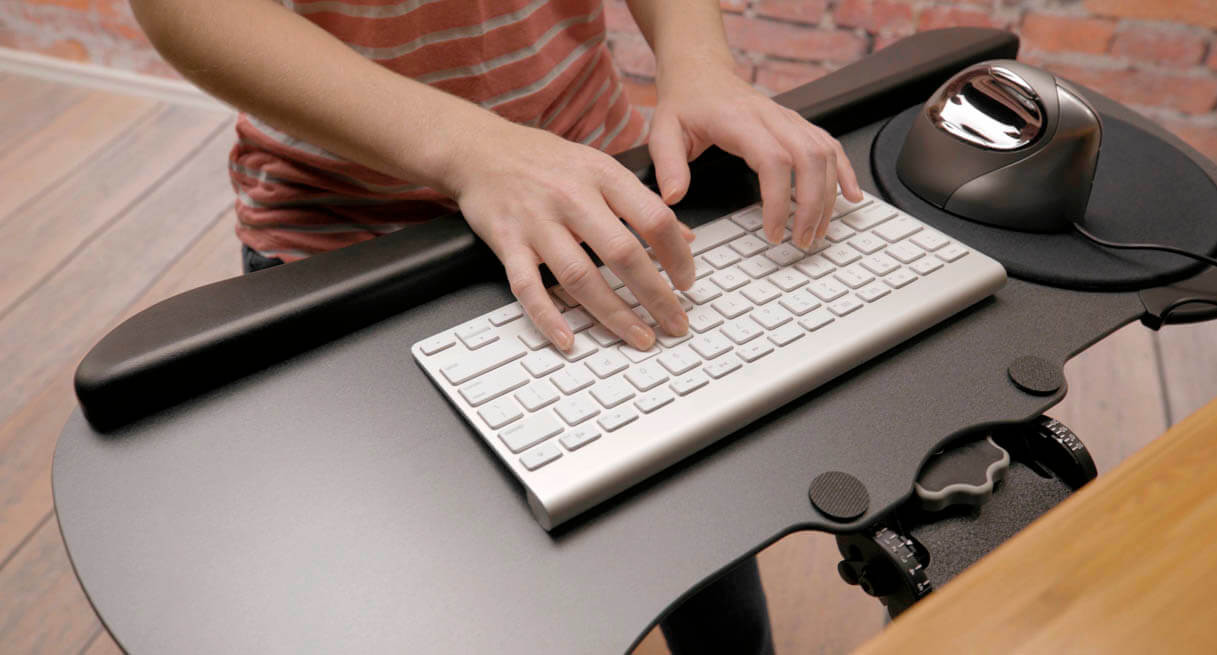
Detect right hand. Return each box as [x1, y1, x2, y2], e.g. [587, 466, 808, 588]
[450, 122, 695, 352]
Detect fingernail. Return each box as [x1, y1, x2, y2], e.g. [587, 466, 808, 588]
[798, 230, 814, 249]
[665, 312, 688, 336]
[628, 324, 654, 350]
[555, 329, 573, 351]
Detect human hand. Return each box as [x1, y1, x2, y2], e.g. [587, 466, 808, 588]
[451, 122, 695, 352]
[649, 63, 863, 249]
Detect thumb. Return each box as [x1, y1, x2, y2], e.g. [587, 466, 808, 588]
[648, 113, 691, 205]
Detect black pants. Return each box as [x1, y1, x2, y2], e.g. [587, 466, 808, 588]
[241, 246, 775, 654]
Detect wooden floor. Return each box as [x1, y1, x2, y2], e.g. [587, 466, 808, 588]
[0, 72, 1214, 655]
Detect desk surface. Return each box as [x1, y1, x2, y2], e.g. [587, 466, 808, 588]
[858, 397, 1217, 655]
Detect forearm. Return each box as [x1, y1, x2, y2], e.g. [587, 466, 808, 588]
[130, 0, 508, 196]
[624, 0, 733, 84]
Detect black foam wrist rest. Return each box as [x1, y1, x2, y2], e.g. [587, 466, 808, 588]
[74, 28, 1019, 431]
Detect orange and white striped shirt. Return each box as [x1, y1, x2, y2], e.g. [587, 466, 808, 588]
[231, 0, 648, 261]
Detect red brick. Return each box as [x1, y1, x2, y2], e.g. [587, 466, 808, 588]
[754, 59, 831, 94]
[1047, 63, 1217, 115]
[724, 15, 866, 62]
[23, 0, 90, 9]
[1020, 13, 1116, 54]
[917, 7, 1005, 31]
[1111, 26, 1207, 67]
[1085, 0, 1217, 30]
[609, 35, 656, 78]
[1209, 46, 1217, 72]
[835, 0, 914, 35]
[1159, 117, 1217, 164]
[754, 0, 828, 25]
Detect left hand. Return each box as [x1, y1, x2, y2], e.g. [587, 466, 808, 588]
[649, 64, 864, 249]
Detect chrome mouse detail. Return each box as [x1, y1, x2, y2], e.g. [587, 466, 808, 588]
[897, 60, 1102, 233]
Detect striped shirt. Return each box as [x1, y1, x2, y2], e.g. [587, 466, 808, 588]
[231, 0, 648, 261]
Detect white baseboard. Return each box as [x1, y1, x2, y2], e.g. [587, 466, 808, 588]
[0, 47, 231, 112]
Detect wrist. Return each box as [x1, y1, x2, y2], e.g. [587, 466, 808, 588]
[655, 49, 736, 94]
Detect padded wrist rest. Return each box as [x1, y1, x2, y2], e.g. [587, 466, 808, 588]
[75, 27, 1019, 431]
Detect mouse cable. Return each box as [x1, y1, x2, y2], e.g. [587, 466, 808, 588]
[1071, 222, 1217, 269]
[1159, 297, 1217, 326]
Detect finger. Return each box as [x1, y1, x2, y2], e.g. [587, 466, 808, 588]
[768, 111, 825, 250]
[813, 125, 863, 202]
[534, 222, 657, 350]
[815, 140, 838, 241]
[566, 200, 689, 338]
[648, 112, 692, 205]
[740, 130, 793, 244]
[602, 169, 695, 291]
[501, 246, 573, 351]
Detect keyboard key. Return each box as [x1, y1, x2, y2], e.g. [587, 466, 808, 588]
[564, 308, 595, 333]
[739, 256, 779, 279]
[659, 345, 701, 374]
[657, 331, 693, 348]
[833, 193, 873, 218]
[455, 319, 492, 343]
[560, 425, 602, 450]
[460, 331, 498, 350]
[519, 442, 562, 470]
[554, 394, 600, 425]
[500, 413, 563, 453]
[710, 266, 750, 291]
[632, 306, 658, 327]
[828, 296, 864, 316]
[683, 279, 722, 305]
[721, 318, 763, 344]
[794, 256, 835, 279]
[687, 306, 725, 333]
[911, 258, 943, 275]
[768, 322, 805, 346]
[597, 406, 638, 432]
[590, 377, 635, 408]
[440, 340, 526, 385]
[488, 303, 524, 326]
[875, 216, 922, 242]
[848, 233, 887, 255]
[886, 241, 925, 264]
[858, 283, 891, 303]
[550, 364, 595, 394]
[522, 348, 564, 377]
[625, 361, 669, 391]
[937, 243, 969, 262]
[823, 245, 862, 266]
[809, 278, 848, 302]
[689, 220, 746, 255]
[861, 253, 900, 276]
[779, 288, 821, 316]
[477, 397, 523, 429]
[769, 268, 809, 292]
[518, 325, 550, 350]
[730, 204, 765, 231]
[616, 286, 641, 307]
[741, 280, 781, 305]
[730, 234, 769, 257]
[737, 339, 775, 362]
[704, 357, 742, 379]
[842, 204, 896, 231]
[587, 324, 622, 347]
[834, 265, 875, 289]
[560, 333, 598, 361]
[515, 382, 559, 412]
[911, 230, 949, 251]
[825, 223, 854, 243]
[704, 245, 741, 269]
[635, 388, 675, 413]
[418, 333, 456, 356]
[799, 310, 835, 331]
[884, 269, 918, 289]
[765, 243, 805, 267]
[751, 305, 793, 330]
[693, 256, 713, 279]
[711, 293, 752, 319]
[459, 365, 529, 406]
[549, 286, 577, 309]
[671, 370, 709, 396]
[586, 349, 630, 379]
[598, 266, 625, 289]
[619, 342, 661, 363]
[690, 333, 733, 360]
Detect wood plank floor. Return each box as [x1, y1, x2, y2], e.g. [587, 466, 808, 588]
[0, 73, 1213, 655]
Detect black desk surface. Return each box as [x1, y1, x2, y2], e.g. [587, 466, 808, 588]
[54, 63, 1214, 654]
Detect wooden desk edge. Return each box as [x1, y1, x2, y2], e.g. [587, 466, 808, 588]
[855, 396, 1217, 655]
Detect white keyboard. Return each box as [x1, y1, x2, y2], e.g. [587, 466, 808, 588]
[412, 191, 1006, 530]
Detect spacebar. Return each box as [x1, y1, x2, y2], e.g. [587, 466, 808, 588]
[689, 220, 746, 255]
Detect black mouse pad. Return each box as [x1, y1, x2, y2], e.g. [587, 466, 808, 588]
[872, 105, 1217, 291]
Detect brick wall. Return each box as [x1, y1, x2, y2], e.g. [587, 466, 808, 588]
[2, 0, 1215, 159]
